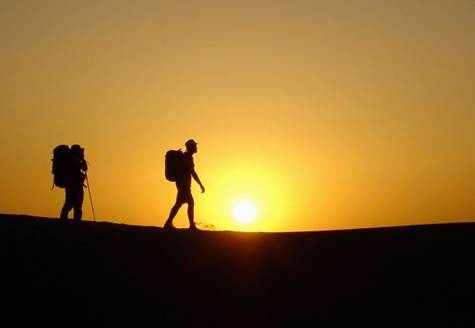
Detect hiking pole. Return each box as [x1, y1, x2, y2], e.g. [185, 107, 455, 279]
[85, 174, 96, 222]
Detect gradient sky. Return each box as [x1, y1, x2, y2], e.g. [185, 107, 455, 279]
[1, 0, 474, 231]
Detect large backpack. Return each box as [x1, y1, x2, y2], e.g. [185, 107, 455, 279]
[52, 145, 72, 188]
[165, 149, 185, 182]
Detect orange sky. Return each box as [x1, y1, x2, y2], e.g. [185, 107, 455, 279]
[1, 0, 474, 231]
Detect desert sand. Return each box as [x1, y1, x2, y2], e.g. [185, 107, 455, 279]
[1, 214, 473, 326]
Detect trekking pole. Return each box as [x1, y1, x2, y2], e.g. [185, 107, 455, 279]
[85, 174, 96, 222]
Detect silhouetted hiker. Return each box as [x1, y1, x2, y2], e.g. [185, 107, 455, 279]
[164, 139, 205, 230]
[52, 144, 88, 221]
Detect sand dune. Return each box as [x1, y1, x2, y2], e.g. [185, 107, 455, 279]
[1, 214, 473, 326]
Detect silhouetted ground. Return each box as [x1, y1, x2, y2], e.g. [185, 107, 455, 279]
[1, 214, 474, 326]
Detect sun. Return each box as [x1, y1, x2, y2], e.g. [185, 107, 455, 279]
[232, 201, 257, 224]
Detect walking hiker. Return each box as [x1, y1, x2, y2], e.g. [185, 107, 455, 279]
[164, 139, 205, 230]
[52, 144, 88, 221]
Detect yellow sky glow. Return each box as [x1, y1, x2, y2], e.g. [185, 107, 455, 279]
[1, 0, 474, 231]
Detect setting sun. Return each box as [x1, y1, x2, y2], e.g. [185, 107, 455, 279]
[232, 201, 257, 224]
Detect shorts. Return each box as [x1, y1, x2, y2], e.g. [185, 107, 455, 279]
[176, 180, 193, 204]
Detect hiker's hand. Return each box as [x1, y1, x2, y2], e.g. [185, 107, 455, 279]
[201, 185, 205, 193]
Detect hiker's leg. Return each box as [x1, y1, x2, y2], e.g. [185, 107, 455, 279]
[60, 205, 71, 220]
[73, 185, 84, 221]
[60, 187, 73, 220]
[166, 184, 187, 227]
[187, 197, 195, 228]
[165, 201, 181, 226]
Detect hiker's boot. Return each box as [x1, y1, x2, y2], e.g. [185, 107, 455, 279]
[73, 210, 82, 222]
[164, 221, 176, 230]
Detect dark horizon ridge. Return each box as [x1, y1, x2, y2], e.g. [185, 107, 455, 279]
[1, 212, 473, 234]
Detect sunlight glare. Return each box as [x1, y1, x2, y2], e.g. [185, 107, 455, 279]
[233, 201, 257, 224]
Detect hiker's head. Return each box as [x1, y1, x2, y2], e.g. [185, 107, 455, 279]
[71, 144, 85, 158]
[185, 139, 198, 153]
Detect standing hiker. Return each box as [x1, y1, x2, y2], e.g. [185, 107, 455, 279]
[53, 144, 88, 221]
[164, 139, 205, 230]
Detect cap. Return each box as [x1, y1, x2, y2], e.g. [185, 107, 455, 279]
[71, 144, 84, 152]
[185, 139, 198, 148]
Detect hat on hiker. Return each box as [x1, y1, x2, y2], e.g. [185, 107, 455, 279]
[185, 139, 198, 148]
[71, 144, 84, 152]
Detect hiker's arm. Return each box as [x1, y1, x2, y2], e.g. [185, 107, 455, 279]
[191, 169, 205, 193]
[82, 160, 88, 172]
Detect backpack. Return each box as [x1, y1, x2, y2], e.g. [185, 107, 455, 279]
[52, 145, 72, 188]
[165, 149, 185, 182]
